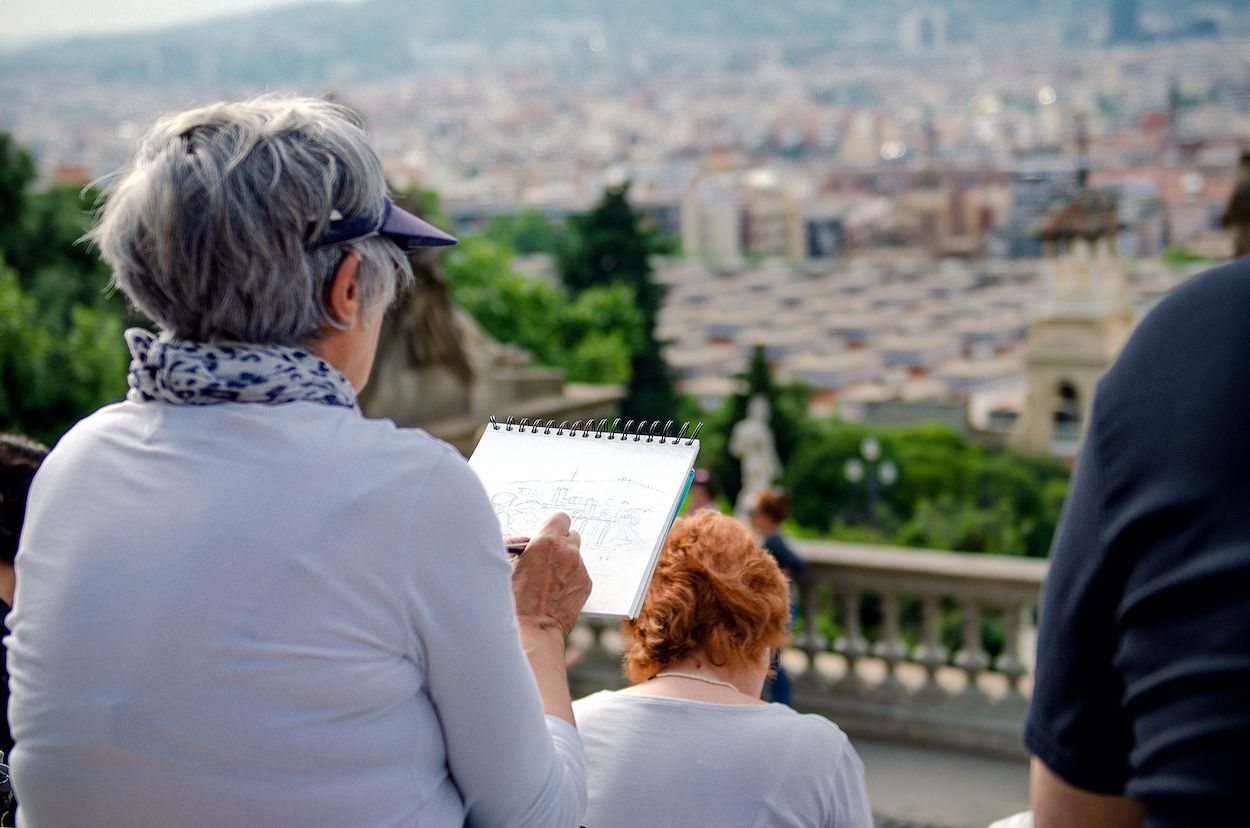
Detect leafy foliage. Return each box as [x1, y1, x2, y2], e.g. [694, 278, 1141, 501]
[784, 418, 1069, 557]
[448, 188, 676, 415]
[442, 237, 643, 384]
[557, 183, 677, 417]
[0, 261, 130, 444]
[0, 134, 36, 259]
[480, 209, 571, 256]
[1161, 245, 1213, 266]
[0, 135, 135, 443]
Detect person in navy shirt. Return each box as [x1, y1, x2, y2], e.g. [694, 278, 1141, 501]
[748, 489, 806, 705]
[1025, 257, 1250, 826]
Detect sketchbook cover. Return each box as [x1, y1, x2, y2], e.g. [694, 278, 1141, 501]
[468, 426, 701, 619]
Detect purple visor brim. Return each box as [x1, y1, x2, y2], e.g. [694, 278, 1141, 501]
[309, 197, 458, 249]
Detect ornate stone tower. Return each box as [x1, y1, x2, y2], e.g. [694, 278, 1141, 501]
[1013, 189, 1132, 458]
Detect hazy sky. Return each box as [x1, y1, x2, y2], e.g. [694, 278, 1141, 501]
[1, 0, 354, 45]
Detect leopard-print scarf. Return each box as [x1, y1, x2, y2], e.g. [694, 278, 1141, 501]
[124, 328, 356, 409]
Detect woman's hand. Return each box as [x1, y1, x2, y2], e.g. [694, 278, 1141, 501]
[511, 512, 591, 638]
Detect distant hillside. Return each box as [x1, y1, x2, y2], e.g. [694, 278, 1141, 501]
[0, 0, 1238, 87]
[0, 0, 1041, 86]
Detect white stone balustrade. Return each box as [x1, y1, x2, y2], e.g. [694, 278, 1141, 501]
[567, 539, 1048, 759]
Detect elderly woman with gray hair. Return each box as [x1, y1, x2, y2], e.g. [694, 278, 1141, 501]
[5, 97, 592, 827]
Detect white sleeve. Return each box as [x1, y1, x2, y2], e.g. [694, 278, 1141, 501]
[830, 737, 873, 828]
[406, 450, 587, 828]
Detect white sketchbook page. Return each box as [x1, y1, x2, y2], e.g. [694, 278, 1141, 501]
[468, 427, 700, 618]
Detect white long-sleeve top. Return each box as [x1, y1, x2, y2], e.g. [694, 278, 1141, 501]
[6, 400, 586, 827]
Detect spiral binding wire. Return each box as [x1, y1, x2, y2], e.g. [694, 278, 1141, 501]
[489, 415, 703, 444]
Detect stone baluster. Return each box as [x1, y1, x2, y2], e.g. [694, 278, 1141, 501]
[912, 595, 949, 694]
[953, 599, 991, 698]
[792, 577, 828, 687]
[584, 618, 612, 665]
[994, 602, 1028, 701]
[834, 589, 870, 688]
[871, 592, 908, 694]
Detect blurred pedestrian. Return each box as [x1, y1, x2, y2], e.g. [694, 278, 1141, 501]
[686, 468, 721, 513]
[747, 488, 806, 705]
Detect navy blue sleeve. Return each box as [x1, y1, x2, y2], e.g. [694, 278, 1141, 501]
[763, 534, 806, 578]
[1026, 259, 1250, 818]
[1023, 414, 1133, 794]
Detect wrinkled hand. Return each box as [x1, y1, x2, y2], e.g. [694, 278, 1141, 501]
[511, 512, 592, 637]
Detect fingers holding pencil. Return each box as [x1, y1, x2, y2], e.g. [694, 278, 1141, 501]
[511, 511, 591, 637]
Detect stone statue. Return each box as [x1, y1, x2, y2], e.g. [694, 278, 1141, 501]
[1222, 151, 1250, 259]
[357, 246, 476, 424]
[730, 395, 781, 518]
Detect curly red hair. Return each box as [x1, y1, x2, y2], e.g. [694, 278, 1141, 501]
[622, 511, 791, 683]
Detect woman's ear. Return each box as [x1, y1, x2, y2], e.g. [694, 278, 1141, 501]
[325, 249, 363, 326]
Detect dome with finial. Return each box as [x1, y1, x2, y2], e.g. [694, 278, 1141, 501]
[1035, 189, 1124, 243]
[1033, 109, 1124, 244]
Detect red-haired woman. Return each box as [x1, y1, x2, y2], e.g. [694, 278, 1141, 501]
[573, 511, 871, 827]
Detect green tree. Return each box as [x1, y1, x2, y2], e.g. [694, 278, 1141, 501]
[442, 237, 643, 385]
[783, 417, 1068, 557]
[0, 133, 36, 262]
[0, 262, 128, 443]
[558, 184, 677, 418]
[782, 417, 872, 530]
[0, 133, 133, 443]
[558, 185, 661, 314]
[621, 339, 679, 421]
[559, 283, 645, 382]
[21, 184, 130, 327]
[482, 209, 571, 255]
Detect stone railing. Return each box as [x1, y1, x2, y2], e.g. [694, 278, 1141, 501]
[567, 539, 1048, 760]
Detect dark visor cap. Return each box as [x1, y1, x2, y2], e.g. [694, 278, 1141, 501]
[309, 197, 458, 249]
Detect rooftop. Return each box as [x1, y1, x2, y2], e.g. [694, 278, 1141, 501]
[1036, 189, 1124, 242]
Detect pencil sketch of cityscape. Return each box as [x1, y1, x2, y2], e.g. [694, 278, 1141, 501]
[488, 474, 667, 561]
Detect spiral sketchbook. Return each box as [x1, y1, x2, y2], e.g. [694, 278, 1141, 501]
[468, 418, 702, 619]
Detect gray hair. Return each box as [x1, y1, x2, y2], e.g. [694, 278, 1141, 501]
[89, 95, 413, 344]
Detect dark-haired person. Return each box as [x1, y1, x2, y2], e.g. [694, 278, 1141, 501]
[0, 434, 47, 825]
[748, 488, 807, 580]
[6, 97, 591, 828]
[748, 488, 806, 704]
[573, 511, 871, 827]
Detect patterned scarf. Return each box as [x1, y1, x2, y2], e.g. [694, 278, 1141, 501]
[124, 328, 357, 409]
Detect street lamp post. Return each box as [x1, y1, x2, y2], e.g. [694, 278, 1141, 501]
[843, 436, 898, 526]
